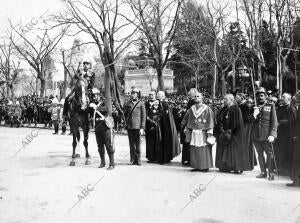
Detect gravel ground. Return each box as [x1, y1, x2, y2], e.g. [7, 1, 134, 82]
[0, 126, 299, 223]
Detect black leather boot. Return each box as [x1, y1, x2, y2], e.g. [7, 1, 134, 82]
[107, 153, 115, 170]
[256, 172, 267, 178]
[99, 151, 105, 168]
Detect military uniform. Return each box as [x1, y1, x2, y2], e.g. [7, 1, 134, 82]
[124, 96, 146, 165]
[251, 97, 278, 178]
[7, 104, 14, 127]
[83, 70, 95, 96]
[93, 102, 115, 169]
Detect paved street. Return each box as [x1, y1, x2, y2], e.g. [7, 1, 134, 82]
[0, 126, 299, 223]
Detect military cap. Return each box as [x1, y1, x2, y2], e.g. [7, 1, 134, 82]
[131, 87, 139, 93]
[256, 87, 267, 95]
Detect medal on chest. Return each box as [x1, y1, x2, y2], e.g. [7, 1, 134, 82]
[195, 117, 207, 125]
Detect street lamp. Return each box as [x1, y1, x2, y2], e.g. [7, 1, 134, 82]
[237, 64, 249, 93]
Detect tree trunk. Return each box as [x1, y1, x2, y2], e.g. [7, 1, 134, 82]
[62, 51, 68, 98]
[40, 78, 46, 98]
[104, 68, 112, 115]
[9, 85, 14, 99]
[157, 68, 165, 91]
[221, 71, 226, 96]
[276, 45, 282, 96]
[6, 85, 10, 99]
[212, 39, 217, 99]
[258, 63, 262, 85]
[232, 62, 236, 92]
[195, 70, 198, 90]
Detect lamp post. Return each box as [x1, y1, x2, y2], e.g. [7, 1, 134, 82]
[237, 64, 249, 93]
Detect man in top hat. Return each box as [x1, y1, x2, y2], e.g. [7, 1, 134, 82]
[124, 87, 146, 165]
[251, 87, 278, 180]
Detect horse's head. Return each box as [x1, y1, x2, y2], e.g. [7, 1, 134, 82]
[73, 78, 88, 111]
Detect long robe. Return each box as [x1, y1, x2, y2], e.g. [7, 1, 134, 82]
[157, 100, 181, 163]
[180, 99, 195, 164]
[291, 106, 300, 182]
[239, 102, 257, 169]
[145, 100, 162, 162]
[215, 104, 251, 171]
[274, 104, 297, 174]
[181, 104, 215, 170]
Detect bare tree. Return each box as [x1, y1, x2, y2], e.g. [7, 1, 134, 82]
[124, 0, 182, 91]
[52, 0, 137, 114]
[240, 0, 266, 84]
[177, 0, 238, 97]
[266, 0, 300, 95]
[9, 25, 67, 98]
[0, 39, 21, 99]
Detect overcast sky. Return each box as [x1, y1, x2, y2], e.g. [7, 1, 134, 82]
[0, 0, 62, 23]
[0, 0, 238, 81]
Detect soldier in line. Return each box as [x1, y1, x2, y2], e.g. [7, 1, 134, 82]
[90, 89, 115, 170]
[13, 101, 22, 127]
[50, 98, 61, 135]
[251, 87, 278, 181]
[124, 87, 146, 166]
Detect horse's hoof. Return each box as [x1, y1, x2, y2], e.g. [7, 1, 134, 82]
[85, 160, 91, 165]
[75, 154, 80, 158]
[69, 161, 76, 166]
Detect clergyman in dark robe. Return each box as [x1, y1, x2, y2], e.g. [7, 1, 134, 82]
[156, 91, 181, 164]
[181, 88, 197, 165]
[235, 94, 257, 170]
[215, 94, 251, 173]
[274, 93, 297, 175]
[145, 91, 161, 162]
[287, 91, 300, 187]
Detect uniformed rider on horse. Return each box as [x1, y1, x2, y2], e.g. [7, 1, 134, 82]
[63, 60, 96, 117]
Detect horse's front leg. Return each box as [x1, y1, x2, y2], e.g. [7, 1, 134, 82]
[70, 132, 77, 166]
[75, 129, 81, 158]
[83, 126, 91, 165]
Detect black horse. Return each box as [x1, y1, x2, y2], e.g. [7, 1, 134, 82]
[64, 77, 91, 166]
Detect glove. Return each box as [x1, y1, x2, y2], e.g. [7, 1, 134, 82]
[139, 129, 145, 135]
[267, 136, 275, 143]
[89, 103, 96, 109]
[253, 107, 260, 119]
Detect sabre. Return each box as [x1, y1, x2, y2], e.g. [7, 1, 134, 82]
[270, 142, 279, 180]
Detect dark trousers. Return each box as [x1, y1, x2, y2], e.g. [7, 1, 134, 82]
[181, 142, 190, 164]
[127, 129, 141, 164]
[53, 120, 59, 133]
[95, 129, 114, 155]
[61, 121, 66, 134]
[253, 140, 275, 174]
